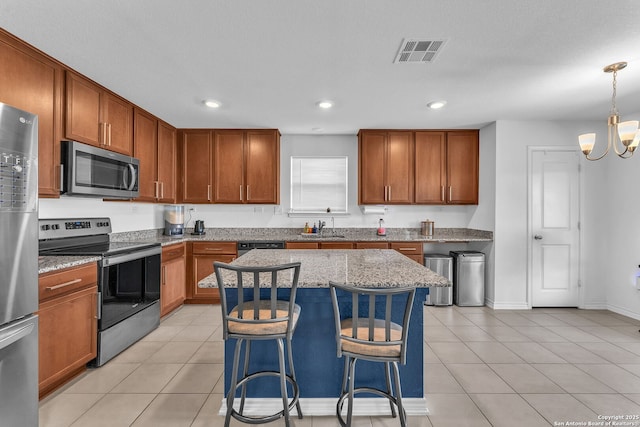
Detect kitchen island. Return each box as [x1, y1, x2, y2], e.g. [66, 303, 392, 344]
[199, 249, 449, 416]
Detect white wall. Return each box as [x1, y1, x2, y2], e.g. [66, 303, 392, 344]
[492, 119, 608, 310]
[40, 134, 482, 232]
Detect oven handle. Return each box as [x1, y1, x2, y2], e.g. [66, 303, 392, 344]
[101, 246, 161, 266]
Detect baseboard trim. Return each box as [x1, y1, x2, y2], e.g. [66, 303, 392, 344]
[218, 397, 429, 416]
[489, 301, 530, 310]
[606, 304, 640, 322]
[580, 302, 608, 310]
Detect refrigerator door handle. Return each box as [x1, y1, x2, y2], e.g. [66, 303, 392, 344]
[0, 322, 34, 351]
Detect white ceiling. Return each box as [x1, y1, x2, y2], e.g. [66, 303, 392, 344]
[1, 0, 639, 134]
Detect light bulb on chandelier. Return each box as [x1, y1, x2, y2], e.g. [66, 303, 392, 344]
[578, 62, 640, 161]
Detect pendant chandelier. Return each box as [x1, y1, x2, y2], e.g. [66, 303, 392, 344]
[578, 62, 640, 161]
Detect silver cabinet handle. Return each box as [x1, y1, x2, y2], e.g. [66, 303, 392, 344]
[207, 184, 211, 201]
[247, 185, 250, 201]
[240, 185, 243, 201]
[388, 186, 391, 201]
[449, 186, 452, 201]
[441, 186, 445, 202]
[534, 235, 543, 240]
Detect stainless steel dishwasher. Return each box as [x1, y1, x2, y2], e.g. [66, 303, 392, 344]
[450, 251, 485, 306]
[237, 241, 285, 256]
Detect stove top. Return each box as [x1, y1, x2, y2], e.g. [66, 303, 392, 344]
[38, 217, 160, 257]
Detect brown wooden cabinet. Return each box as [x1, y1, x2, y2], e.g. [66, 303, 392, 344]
[415, 130, 479, 205]
[446, 131, 479, 204]
[354, 242, 389, 249]
[213, 129, 279, 204]
[180, 129, 213, 203]
[65, 71, 133, 155]
[157, 120, 177, 203]
[134, 109, 177, 203]
[319, 242, 354, 249]
[0, 30, 63, 198]
[161, 243, 186, 316]
[390, 242, 424, 264]
[188, 242, 237, 303]
[358, 130, 414, 204]
[38, 263, 98, 398]
[285, 242, 318, 249]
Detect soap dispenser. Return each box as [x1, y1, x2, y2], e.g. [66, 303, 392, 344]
[376, 218, 386, 236]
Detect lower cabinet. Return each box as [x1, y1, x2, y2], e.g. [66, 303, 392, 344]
[161, 243, 186, 317]
[188, 242, 237, 303]
[38, 263, 98, 398]
[390, 242, 424, 263]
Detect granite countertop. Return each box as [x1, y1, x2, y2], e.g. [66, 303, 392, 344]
[112, 227, 493, 245]
[38, 255, 101, 274]
[198, 249, 451, 289]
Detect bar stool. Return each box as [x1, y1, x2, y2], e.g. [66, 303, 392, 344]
[214, 261, 303, 427]
[329, 282, 416, 427]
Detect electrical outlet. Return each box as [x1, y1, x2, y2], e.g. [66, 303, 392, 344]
[254, 206, 264, 213]
[274, 206, 283, 215]
[636, 275, 640, 290]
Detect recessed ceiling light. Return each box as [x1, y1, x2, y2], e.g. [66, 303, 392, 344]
[204, 100, 221, 108]
[317, 100, 333, 109]
[427, 100, 447, 110]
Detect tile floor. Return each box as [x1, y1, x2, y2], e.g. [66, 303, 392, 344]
[39, 304, 640, 426]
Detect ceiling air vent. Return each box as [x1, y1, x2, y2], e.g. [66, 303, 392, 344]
[394, 39, 446, 63]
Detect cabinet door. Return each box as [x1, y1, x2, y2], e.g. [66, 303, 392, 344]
[181, 130, 212, 203]
[0, 32, 62, 198]
[38, 286, 97, 397]
[319, 242, 354, 249]
[446, 131, 479, 204]
[133, 108, 158, 202]
[415, 131, 446, 204]
[101, 92, 133, 155]
[213, 130, 244, 203]
[245, 130, 279, 204]
[161, 256, 186, 316]
[157, 121, 177, 203]
[386, 132, 414, 203]
[65, 72, 101, 146]
[192, 254, 235, 300]
[359, 131, 387, 204]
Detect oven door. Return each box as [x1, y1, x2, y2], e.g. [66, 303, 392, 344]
[99, 247, 160, 330]
[62, 140, 140, 199]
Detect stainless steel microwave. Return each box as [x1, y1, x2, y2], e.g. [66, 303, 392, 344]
[61, 141, 140, 199]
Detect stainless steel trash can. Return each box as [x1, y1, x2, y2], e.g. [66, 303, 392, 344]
[450, 251, 485, 306]
[424, 254, 453, 306]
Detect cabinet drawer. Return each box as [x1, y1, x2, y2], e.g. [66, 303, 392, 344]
[355, 242, 389, 249]
[319, 242, 354, 249]
[39, 263, 98, 302]
[390, 242, 423, 256]
[191, 241, 237, 255]
[162, 243, 185, 261]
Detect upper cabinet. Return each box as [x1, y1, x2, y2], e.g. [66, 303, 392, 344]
[180, 129, 280, 204]
[65, 71, 133, 156]
[180, 129, 213, 203]
[214, 130, 280, 204]
[445, 131, 479, 204]
[358, 131, 414, 204]
[415, 130, 479, 204]
[360, 129, 479, 206]
[0, 30, 63, 198]
[133, 109, 177, 203]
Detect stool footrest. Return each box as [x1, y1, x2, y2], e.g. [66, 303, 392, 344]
[229, 371, 302, 424]
[336, 387, 406, 427]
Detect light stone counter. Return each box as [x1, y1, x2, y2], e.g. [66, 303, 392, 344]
[38, 255, 100, 274]
[198, 249, 450, 289]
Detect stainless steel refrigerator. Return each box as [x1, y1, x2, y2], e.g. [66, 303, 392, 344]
[0, 102, 39, 425]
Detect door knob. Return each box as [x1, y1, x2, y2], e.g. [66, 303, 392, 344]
[534, 235, 543, 240]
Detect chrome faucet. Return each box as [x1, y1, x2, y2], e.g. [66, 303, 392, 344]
[318, 220, 326, 236]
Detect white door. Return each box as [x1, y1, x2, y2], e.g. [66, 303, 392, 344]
[530, 149, 580, 307]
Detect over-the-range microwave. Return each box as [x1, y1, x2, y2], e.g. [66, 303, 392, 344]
[61, 140, 140, 199]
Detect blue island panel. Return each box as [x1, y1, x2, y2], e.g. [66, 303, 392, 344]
[223, 287, 427, 398]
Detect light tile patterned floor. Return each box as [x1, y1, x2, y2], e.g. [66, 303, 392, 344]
[39, 304, 640, 426]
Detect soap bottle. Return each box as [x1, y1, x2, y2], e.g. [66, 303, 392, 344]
[304, 222, 309, 233]
[312, 222, 317, 234]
